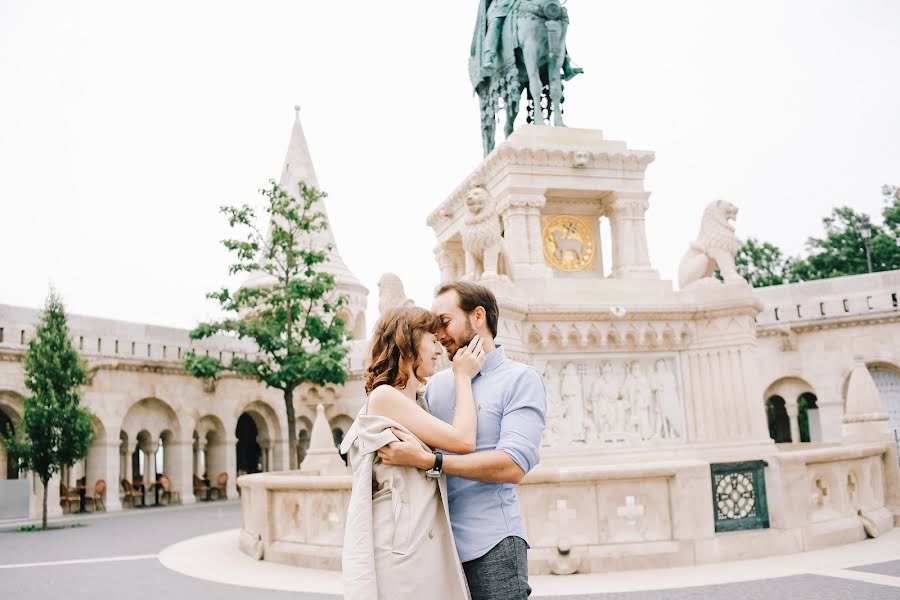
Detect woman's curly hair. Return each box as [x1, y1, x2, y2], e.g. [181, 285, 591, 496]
[365, 307, 441, 395]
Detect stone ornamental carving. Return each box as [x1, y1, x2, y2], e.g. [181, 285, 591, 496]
[376, 273, 415, 317]
[539, 357, 685, 447]
[461, 185, 509, 280]
[678, 199, 745, 289]
[542, 215, 594, 272]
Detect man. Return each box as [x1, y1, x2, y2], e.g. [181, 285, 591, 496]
[378, 281, 547, 599]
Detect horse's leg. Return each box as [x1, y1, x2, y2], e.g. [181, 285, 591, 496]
[521, 28, 545, 125]
[504, 97, 518, 138]
[547, 22, 566, 127]
[479, 87, 497, 156]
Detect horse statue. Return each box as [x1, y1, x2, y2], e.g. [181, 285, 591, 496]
[470, 0, 582, 156]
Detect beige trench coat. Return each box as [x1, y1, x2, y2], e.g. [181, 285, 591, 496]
[340, 406, 470, 600]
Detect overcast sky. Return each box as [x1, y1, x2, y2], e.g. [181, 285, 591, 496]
[1, 0, 898, 333]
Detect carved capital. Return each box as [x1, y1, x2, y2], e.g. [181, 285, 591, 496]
[607, 194, 650, 219]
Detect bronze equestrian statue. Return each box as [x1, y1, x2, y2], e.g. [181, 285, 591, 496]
[470, 0, 583, 156]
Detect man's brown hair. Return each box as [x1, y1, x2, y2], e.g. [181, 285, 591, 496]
[434, 281, 499, 338]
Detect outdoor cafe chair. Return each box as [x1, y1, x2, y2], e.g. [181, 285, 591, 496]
[120, 478, 143, 508]
[84, 479, 106, 512]
[208, 472, 228, 500]
[193, 474, 210, 501]
[59, 482, 80, 514]
[159, 474, 180, 506]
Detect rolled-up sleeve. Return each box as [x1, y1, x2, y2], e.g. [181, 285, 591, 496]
[496, 368, 547, 474]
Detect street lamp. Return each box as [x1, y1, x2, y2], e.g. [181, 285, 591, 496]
[860, 220, 873, 274]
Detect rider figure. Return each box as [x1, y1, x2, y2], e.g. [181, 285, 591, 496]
[481, 0, 583, 80]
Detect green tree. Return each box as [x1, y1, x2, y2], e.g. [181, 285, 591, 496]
[184, 181, 349, 470]
[1, 289, 95, 529]
[734, 238, 790, 287]
[869, 184, 900, 271]
[788, 188, 900, 281]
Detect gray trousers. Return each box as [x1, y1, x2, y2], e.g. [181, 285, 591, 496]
[461, 536, 531, 600]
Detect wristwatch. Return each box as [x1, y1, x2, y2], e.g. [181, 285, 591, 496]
[425, 450, 443, 480]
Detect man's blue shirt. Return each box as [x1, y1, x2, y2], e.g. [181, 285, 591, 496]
[424, 345, 547, 563]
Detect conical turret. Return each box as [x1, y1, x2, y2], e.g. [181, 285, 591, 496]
[243, 107, 369, 339]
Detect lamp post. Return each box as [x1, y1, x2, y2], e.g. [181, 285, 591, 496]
[860, 220, 873, 274]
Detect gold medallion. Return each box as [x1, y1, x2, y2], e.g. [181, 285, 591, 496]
[542, 215, 594, 272]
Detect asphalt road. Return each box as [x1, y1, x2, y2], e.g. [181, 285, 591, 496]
[1, 502, 898, 599]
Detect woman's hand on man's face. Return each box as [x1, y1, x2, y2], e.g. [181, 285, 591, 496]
[451, 334, 485, 379]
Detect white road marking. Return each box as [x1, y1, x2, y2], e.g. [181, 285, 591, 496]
[812, 568, 900, 588]
[0, 554, 158, 569]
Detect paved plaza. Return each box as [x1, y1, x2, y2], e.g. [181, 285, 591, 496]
[2, 502, 899, 599]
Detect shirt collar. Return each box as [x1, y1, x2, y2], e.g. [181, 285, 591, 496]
[478, 344, 506, 376]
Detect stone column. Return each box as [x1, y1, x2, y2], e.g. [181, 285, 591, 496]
[497, 191, 550, 279]
[605, 192, 655, 278]
[145, 440, 158, 483]
[785, 399, 801, 444]
[101, 442, 123, 512]
[496, 194, 531, 278]
[224, 436, 238, 499]
[125, 441, 136, 483]
[434, 245, 456, 284]
[173, 440, 195, 506]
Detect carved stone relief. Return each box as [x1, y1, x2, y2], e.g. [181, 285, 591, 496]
[538, 356, 685, 447]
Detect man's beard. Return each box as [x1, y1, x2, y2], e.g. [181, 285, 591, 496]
[446, 323, 478, 361]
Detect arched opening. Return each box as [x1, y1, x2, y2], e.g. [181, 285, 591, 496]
[330, 414, 354, 466]
[193, 415, 226, 499]
[296, 415, 312, 467]
[766, 396, 792, 443]
[798, 393, 820, 443]
[236, 413, 262, 477]
[120, 397, 182, 502]
[0, 408, 19, 480]
[870, 364, 900, 455]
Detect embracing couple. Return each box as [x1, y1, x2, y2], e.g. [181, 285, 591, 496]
[341, 281, 548, 600]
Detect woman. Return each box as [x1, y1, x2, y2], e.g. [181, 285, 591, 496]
[341, 306, 485, 600]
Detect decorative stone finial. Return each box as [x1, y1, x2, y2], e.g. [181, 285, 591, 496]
[842, 364, 891, 442]
[293, 105, 301, 117]
[299, 403, 349, 475]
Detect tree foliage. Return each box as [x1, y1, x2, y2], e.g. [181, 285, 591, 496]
[183, 181, 349, 470]
[735, 238, 788, 287]
[735, 185, 900, 287]
[1, 289, 95, 529]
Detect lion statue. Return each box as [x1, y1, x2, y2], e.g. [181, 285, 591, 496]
[377, 273, 414, 317]
[460, 185, 508, 280]
[677, 199, 746, 289]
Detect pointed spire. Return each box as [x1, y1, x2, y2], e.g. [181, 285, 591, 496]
[280, 104, 320, 190]
[299, 404, 349, 475]
[276, 106, 362, 290]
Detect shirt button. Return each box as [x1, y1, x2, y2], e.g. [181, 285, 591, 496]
[428, 530, 435, 539]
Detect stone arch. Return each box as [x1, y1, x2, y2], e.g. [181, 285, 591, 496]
[352, 313, 366, 341]
[235, 400, 283, 474]
[0, 391, 23, 480]
[296, 415, 313, 466]
[193, 415, 226, 486]
[867, 362, 900, 453]
[765, 396, 791, 443]
[329, 414, 354, 450]
[120, 397, 181, 442]
[764, 377, 816, 444]
[120, 398, 181, 496]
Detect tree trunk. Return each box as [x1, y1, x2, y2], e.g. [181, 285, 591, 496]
[41, 477, 49, 530]
[284, 387, 298, 470]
